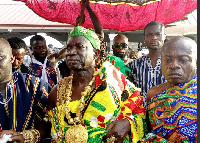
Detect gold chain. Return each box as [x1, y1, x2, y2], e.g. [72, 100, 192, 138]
[56, 70, 98, 138]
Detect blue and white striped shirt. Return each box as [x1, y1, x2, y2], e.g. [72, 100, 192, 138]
[127, 56, 167, 107]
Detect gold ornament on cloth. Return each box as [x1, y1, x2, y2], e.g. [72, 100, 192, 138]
[56, 70, 98, 142]
[65, 124, 88, 143]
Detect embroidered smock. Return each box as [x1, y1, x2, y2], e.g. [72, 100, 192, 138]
[0, 72, 52, 132]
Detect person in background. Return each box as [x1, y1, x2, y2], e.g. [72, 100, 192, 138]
[0, 38, 52, 143]
[112, 34, 133, 65]
[29, 35, 66, 87]
[127, 21, 167, 107]
[142, 36, 197, 142]
[7, 37, 35, 75]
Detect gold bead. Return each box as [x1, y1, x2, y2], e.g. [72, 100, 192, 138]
[81, 92, 87, 97]
[66, 90, 72, 95]
[65, 106, 70, 112]
[74, 116, 81, 123]
[68, 118, 74, 124]
[65, 97, 71, 102]
[78, 103, 84, 111]
[85, 86, 91, 91]
[76, 112, 81, 117]
[65, 113, 71, 119]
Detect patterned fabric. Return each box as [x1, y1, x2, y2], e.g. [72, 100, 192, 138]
[127, 56, 167, 107]
[145, 75, 197, 143]
[48, 61, 146, 143]
[0, 72, 52, 132]
[33, 60, 57, 87]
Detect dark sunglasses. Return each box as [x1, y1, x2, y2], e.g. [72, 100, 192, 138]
[114, 43, 128, 49]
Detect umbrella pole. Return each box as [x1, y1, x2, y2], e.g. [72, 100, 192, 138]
[75, 0, 86, 26]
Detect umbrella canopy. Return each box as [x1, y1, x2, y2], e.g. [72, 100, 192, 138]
[14, 0, 197, 32]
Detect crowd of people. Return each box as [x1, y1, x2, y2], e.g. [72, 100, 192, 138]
[0, 0, 197, 142]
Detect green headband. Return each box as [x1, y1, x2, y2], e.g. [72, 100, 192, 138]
[69, 26, 100, 49]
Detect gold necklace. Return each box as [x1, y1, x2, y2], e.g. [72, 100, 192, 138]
[57, 70, 98, 143]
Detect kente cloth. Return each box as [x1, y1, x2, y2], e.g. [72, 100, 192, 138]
[48, 61, 147, 143]
[144, 75, 197, 143]
[32, 58, 57, 87]
[0, 72, 52, 132]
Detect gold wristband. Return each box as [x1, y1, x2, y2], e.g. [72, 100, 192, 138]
[20, 129, 40, 143]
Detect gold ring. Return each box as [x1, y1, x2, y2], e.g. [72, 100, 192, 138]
[107, 135, 117, 143]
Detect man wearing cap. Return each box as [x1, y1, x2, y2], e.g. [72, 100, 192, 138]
[40, 26, 146, 143]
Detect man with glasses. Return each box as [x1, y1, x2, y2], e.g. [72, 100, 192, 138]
[112, 34, 133, 65]
[127, 21, 167, 107]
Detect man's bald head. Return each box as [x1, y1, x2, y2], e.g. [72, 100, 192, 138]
[162, 36, 197, 60]
[112, 35, 129, 59]
[0, 38, 13, 82]
[113, 35, 128, 43]
[161, 36, 197, 86]
[0, 38, 12, 54]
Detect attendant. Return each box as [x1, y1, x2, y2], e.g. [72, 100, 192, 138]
[0, 38, 52, 143]
[143, 37, 197, 142]
[112, 35, 133, 65]
[7, 37, 34, 75]
[29, 35, 66, 87]
[127, 21, 167, 107]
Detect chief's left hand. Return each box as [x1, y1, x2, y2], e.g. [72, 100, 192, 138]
[102, 119, 131, 143]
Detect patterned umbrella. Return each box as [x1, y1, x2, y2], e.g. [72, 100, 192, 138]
[14, 0, 197, 32]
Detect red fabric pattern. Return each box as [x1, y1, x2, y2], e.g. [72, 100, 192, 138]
[17, 0, 197, 32]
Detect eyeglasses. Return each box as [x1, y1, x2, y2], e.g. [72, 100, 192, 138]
[114, 43, 128, 49]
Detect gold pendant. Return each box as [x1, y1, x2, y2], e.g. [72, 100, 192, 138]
[65, 124, 88, 143]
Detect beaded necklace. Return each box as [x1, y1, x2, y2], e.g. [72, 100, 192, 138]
[56, 70, 98, 142]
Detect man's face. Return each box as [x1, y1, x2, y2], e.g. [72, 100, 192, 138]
[12, 48, 25, 71]
[144, 25, 165, 50]
[161, 38, 197, 86]
[65, 36, 94, 70]
[112, 35, 129, 59]
[0, 41, 13, 82]
[31, 39, 47, 61]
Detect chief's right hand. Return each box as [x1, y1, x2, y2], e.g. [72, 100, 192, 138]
[0, 130, 24, 143]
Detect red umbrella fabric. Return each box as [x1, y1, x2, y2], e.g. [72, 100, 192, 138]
[14, 0, 197, 32]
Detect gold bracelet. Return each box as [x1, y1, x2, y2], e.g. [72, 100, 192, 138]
[20, 130, 34, 142]
[31, 129, 40, 142]
[19, 129, 40, 143]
